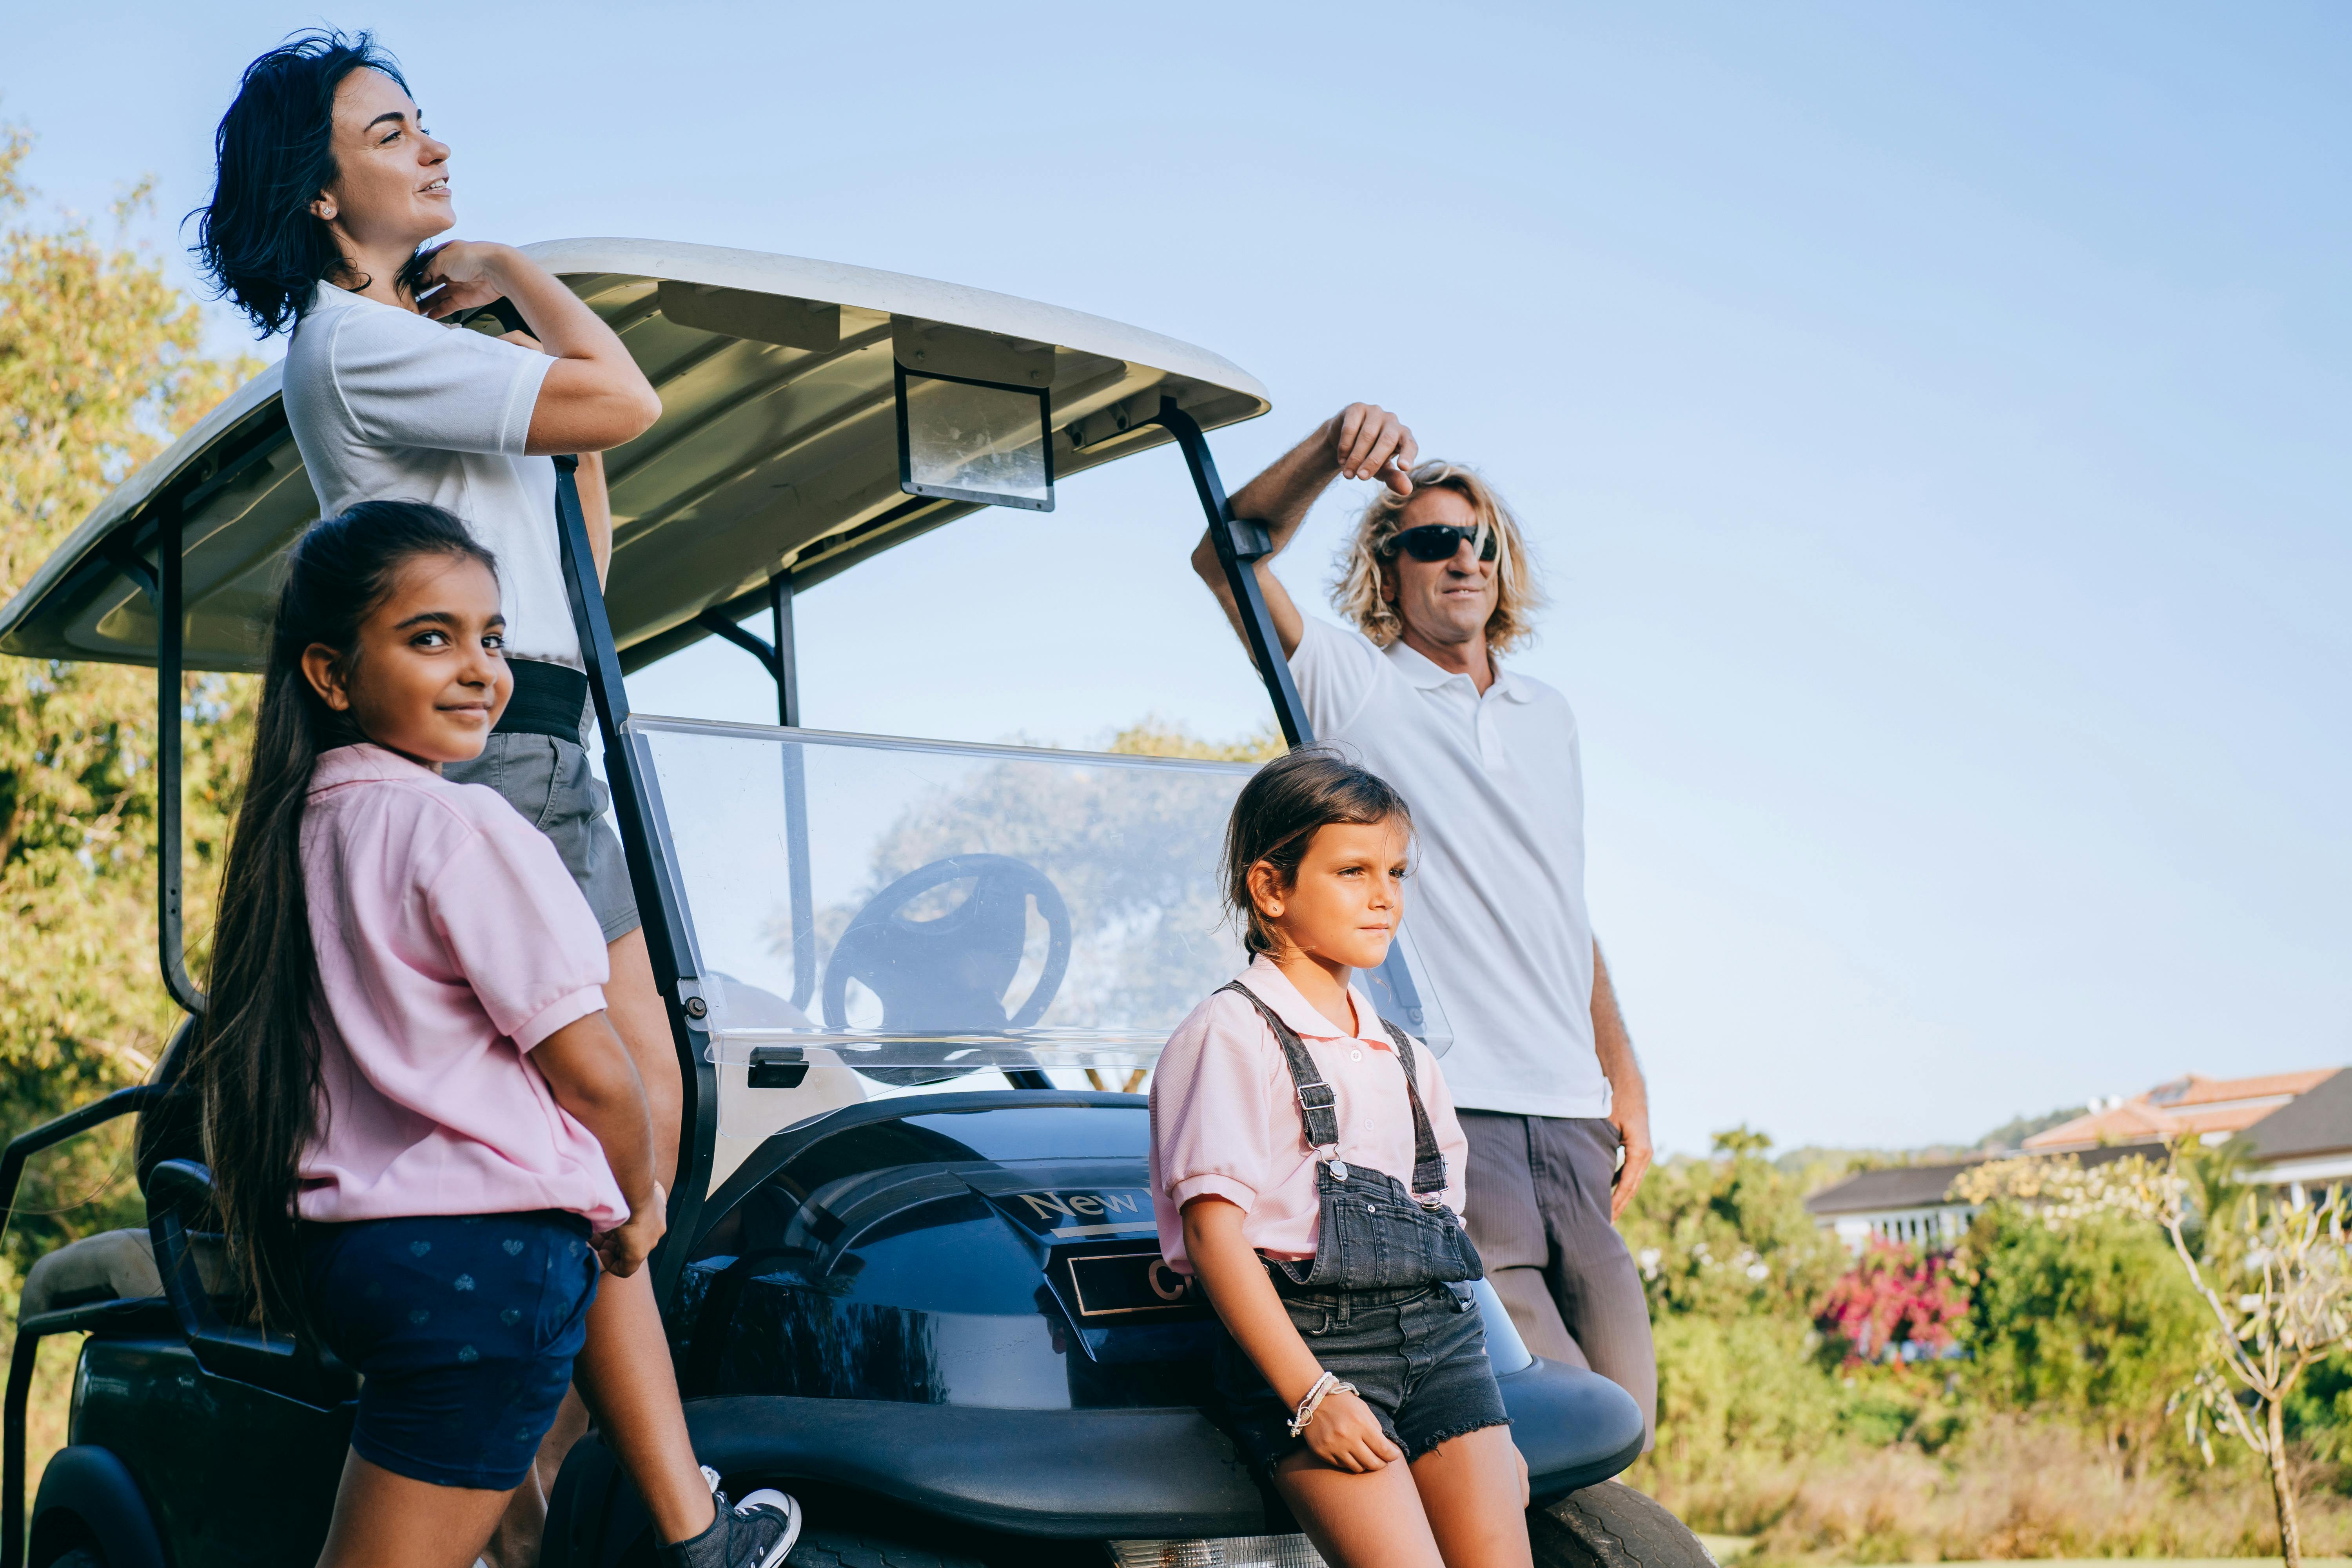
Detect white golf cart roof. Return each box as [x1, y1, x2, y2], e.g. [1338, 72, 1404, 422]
[0, 238, 1269, 672]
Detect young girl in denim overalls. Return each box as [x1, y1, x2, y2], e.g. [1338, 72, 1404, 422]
[1152, 749, 1533, 1568]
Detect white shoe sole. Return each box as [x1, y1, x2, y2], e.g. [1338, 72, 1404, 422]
[735, 1489, 801, 1568]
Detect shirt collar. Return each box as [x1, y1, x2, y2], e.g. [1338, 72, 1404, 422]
[309, 742, 441, 795]
[1239, 956, 1384, 1045]
[307, 280, 399, 321]
[1383, 637, 1534, 702]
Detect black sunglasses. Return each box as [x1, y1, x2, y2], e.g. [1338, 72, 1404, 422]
[1384, 523, 1498, 563]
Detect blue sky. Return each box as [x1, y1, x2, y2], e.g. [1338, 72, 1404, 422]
[7, 2, 2346, 1157]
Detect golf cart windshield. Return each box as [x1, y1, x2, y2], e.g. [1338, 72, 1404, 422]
[644, 717, 1448, 1103]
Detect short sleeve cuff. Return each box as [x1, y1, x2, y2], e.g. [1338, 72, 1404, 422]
[513, 985, 606, 1052]
[1287, 615, 1382, 733]
[1290, 613, 1368, 666]
[1169, 1174, 1257, 1213]
[495, 348, 555, 456]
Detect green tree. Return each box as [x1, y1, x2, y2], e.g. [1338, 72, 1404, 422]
[1950, 1160, 2207, 1470]
[2160, 1174, 2352, 1568]
[0, 124, 258, 1273]
[1620, 1129, 1854, 1508]
[1621, 1127, 1847, 1326]
[1107, 715, 1283, 763]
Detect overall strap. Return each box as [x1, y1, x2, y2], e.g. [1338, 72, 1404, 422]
[1379, 1020, 1451, 1198]
[1217, 982, 1340, 1153]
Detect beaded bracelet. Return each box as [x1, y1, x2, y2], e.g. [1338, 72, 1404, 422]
[1288, 1370, 1359, 1438]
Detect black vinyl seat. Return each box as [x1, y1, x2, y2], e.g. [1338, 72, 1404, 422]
[145, 1160, 354, 1408]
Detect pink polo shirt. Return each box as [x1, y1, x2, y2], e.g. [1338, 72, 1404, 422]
[1149, 957, 1470, 1275]
[296, 744, 629, 1228]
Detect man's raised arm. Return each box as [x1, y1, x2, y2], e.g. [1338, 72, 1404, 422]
[1189, 403, 1418, 660]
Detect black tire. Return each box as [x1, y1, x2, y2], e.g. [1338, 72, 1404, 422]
[785, 1530, 985, 1568]
[1531, 1481, 1715, 1568]
[39, 1548, 104, 1568]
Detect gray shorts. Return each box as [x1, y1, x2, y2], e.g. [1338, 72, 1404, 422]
[1210, 1281, 1509, 1474]
[445, 730, 641, 942]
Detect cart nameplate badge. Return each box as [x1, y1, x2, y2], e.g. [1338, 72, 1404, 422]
[1050, 1242, 1210, 1321]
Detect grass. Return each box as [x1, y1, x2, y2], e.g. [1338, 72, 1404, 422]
[1643, 1414, 2352, 1565]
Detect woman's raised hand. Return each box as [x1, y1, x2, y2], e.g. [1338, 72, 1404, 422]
[1302, 1387, 1405, 1473]
[412, 240, 518, 319]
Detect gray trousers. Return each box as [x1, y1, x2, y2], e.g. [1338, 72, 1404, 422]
[1460, 1111, 1657, 1450]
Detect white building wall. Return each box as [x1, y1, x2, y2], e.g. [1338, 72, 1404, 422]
[1820, 1203, 1980, 1256]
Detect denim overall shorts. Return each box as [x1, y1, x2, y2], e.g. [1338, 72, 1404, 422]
[1206, 982, 1512, 1473]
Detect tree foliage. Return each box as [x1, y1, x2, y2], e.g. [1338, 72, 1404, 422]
[1950, 1191, 2205, 1463]
[1621, 1126, 1847, 1326]
[1618, 1128, 1863, 1503]
[2160, 1171, 2352, 1568]
[0, 125, 258, 1272]
[1107, 716, 1283, 764]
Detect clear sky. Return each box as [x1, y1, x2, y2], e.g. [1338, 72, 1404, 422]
[6, 2, 2346, 1158]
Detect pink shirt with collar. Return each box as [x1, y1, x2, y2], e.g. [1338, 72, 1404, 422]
[1149, 956, 1470, 1274]
[296, 744, 628, 1227]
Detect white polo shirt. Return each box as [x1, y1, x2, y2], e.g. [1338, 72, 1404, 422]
[284, 283, 578, 669]
[1289, 615, 1604, 1119]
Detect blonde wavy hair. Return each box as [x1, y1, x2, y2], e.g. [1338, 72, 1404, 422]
[1331, 462, 1545, 655]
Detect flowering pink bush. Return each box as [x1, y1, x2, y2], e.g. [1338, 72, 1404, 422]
[1817, 1239, 1970, 1363]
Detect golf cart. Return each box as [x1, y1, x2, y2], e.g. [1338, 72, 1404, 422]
[0, 240, 1702, 1568]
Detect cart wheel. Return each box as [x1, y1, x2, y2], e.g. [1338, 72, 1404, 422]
[1530, 1481, 1714, 1568]
[785, 1529, 985, 1568]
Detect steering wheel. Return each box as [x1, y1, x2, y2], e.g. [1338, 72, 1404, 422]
[822, 856, 1073, 1079]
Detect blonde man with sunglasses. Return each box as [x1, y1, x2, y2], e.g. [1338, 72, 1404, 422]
[1189, 405, 1656, 1449]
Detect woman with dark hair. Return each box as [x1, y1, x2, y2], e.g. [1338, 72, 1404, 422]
[192, 31, 719, 1567]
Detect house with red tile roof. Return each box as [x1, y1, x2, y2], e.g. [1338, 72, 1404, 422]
[1804, 1066, 2350, 1252]
[2022, 1069, 2337, 1153]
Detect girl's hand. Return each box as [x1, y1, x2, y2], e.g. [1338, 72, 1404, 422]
[414, 240, 518, 319]
[593, 1181, 668, 1278]
[1301, 1387, 1403, 1473]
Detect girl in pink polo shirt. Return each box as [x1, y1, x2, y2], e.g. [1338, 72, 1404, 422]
[181, 502, 796, 1568]
[1151, 749, 1531, 1568]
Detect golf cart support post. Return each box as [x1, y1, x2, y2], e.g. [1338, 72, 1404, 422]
[550, 454, 722, 1305]
[1146, 399, 1312, 751]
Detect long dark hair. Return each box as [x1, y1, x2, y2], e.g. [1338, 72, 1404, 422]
[1222, 748, 1412, 956]
[189, 502, 496, 1318]
[191, 29, 411, 336]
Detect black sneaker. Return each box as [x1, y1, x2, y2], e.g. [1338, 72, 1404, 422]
[659, 1475, 802, 1568]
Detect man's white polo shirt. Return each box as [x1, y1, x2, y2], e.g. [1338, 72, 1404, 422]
[1289, 615, 1604, 1119]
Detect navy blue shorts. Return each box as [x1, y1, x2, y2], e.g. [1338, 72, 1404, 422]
[300, 1210, 600, 1490]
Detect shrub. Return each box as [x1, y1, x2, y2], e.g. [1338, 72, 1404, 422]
[1954, 1194, 2207, 1465]
[1817, 1239, 1968, 1364]
[1620, 1127, 1847, 1329]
